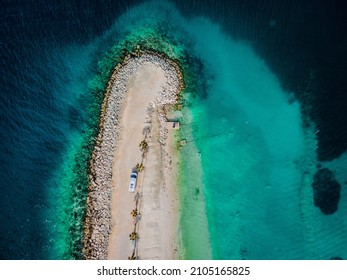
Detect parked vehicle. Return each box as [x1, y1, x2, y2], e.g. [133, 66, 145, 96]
[129, 171, 138, 192]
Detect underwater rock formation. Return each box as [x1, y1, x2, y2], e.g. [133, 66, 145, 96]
[312, 168, 340, 215]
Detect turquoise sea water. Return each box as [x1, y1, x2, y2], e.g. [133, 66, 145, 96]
[1, 0, 347, 259]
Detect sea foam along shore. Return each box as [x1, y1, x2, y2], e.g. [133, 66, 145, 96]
[83, 49, 184, 259]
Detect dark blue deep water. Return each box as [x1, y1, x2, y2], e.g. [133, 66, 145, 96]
[0, 0, 346, 259]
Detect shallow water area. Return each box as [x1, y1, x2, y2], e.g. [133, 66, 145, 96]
[1, 0, 347, 260]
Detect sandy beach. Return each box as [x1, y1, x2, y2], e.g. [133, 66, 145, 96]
[84, 52, 183, 259]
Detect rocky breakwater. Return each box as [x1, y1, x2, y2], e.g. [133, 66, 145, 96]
[83, 50, 184, 259]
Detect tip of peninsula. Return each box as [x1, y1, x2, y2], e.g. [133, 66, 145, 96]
[84, 51, 184, 260]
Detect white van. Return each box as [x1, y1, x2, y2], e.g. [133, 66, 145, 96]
[129, 171, 138, 192]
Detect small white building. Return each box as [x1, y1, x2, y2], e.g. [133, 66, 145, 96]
[165, 121, 180, 130]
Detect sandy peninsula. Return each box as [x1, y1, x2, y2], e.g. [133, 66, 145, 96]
[84, 51, 183, 260]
